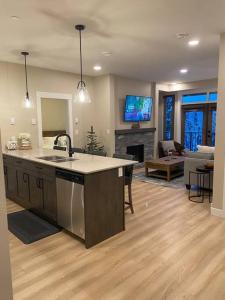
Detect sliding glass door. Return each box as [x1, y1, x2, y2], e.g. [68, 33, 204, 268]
[207, 106, 217, 146]
[182, 104, 216, 151]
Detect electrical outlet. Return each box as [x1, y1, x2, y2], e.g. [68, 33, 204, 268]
[118, 167, 123, 177]
[10, 117, 15, 125]
[31, 118, 36, 125]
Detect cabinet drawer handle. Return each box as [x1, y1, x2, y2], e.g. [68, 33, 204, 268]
[36, 178, 43, 189]
[36, 178, 40, 188]
[39, 178, 44, 189]
[36, 166, 43, 171]
[3, 166, 7, 175]
[23, 173, 28, 183]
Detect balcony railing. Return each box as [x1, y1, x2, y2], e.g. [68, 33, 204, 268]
[184, 131, 216, 151]
[211, 132, 216, 146]
[184, 132, 203, 151]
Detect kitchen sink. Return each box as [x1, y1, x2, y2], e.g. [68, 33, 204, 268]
[55, 158, 77, 163]
[37, 156, 77, 163]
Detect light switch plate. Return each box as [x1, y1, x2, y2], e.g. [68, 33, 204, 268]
[10, 117, 15, 125]
[75, 129, 79, 135]
[118, 167, 123, 177]
[31, 118, 36, 125]
[106, 129, 110, 134]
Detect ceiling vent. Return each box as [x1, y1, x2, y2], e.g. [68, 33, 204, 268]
[176, 33, 189, 39]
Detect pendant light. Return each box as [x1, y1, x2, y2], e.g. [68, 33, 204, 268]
[21, 51, 32, 108]
[74, 24, 91, 103]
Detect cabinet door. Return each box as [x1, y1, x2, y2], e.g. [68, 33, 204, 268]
[29, 175, 44, 212]
[43, 177, 57, 221]
[4, 164, 17, 200]
[16, 169, 30, 208]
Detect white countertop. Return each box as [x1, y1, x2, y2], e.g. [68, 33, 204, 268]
[3, 148, 137, 174]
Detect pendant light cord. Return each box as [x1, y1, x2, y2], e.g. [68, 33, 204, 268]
[79, 29, 83, 83]
[24, 54, 29, 97]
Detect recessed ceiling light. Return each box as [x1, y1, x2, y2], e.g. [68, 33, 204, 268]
[180, 69, 188, 74]
[93, 65, 102, 71]
[188, 40, 200, 46]
[11, 16, 20, 21]
[102, 51, 112, 57]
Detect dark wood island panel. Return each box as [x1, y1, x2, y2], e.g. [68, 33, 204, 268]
[3, 153, 126, 248]
[84, 168, 125, 248]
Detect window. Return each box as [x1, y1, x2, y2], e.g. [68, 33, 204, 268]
[182, 91, 218, 104]
[211, 110, 217, 146]
[209, 91, 218, 102]
[182, 93, 207, 104]
[163, 95, 175, 140]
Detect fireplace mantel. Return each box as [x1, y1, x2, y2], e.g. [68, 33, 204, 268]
[115, 128, 156, 135]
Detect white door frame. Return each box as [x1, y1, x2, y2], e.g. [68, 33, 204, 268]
[36, 92, 73, 147]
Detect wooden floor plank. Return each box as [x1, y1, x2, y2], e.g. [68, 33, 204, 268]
[7, 180, 225, 300]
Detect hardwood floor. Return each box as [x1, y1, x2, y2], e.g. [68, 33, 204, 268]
[7, 179, 225, 300]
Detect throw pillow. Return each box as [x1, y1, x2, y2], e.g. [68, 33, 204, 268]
[184, 151, 214, 160]
[197, 145, 215, 153]
[161, 140, 176, 154]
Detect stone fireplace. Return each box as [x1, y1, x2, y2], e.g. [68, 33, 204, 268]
[115, 128, 156, 163]
[127, 144, 144, 162]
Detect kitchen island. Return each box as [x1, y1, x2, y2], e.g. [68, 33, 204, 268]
[3, 149, 136, 248]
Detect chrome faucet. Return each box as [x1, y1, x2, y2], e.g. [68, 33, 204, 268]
[54, 134, 74, 157]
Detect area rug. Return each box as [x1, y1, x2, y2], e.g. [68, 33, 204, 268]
[8, 210, 61, 244]
[133, 171, 185, 189]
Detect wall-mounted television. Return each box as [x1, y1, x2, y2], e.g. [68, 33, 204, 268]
[124, 95, 153, 122]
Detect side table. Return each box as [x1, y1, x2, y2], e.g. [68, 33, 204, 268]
[188, 166, 213, 203]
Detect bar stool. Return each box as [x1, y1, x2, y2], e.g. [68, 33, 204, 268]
[113, 153, 135, 214]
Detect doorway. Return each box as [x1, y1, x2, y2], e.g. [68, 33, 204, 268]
[181, 103, 217, 151]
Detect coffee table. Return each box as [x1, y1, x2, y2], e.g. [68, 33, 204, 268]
[145, 156, 185, 181]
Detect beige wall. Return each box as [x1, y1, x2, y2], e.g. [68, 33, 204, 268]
[154, 84, 170, 157]
[41, 98, 68, 132]
[114, 76, 154, 130]
[0, 61, 159, 155]
[92, 75, 115, 156]
[0, 61, 95, 149]
[0, 131, 13, 300]
[169, 79, 218, 92]
[1, 60, 217, 159]
[212, 33, 225, 211]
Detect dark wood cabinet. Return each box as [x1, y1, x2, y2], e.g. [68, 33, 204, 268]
[28, 172, 57, 222]
[16, 169, 30, 208]
[43, 177, 57, 221]
[29, 173, 44, 212]
[4, 164, 17, 200]
[3, 155, 57, 223]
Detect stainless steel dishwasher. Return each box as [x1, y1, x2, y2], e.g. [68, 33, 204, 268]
[56, 169, 85, 239]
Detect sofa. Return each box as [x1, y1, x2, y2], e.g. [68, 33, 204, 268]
[184, 147, 214, 189]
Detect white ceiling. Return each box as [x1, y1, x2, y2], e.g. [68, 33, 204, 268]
[1, 0, 225, 82]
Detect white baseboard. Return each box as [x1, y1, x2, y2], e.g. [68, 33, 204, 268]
[211, 207, 225, 218]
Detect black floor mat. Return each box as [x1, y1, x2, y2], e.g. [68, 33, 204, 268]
[7, 210, 60, 244]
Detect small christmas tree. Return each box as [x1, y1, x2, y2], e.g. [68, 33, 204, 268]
[85, 126, 104, 152]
